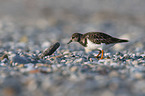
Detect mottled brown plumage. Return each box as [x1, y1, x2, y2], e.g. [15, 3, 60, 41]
[83, 32, 128, 44]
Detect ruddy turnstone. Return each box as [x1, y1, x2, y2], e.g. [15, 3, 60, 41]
[67, 32, 128, 59]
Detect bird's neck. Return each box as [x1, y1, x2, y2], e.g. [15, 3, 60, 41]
[78, 35, 87, 47]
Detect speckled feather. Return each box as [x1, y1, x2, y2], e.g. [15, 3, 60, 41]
[83, 32, 128, 45]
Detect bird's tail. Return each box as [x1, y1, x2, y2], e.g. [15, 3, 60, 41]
[118, 39, 129, 43]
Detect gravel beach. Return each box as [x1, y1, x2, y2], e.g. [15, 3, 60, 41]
[0, 0, 145, 96]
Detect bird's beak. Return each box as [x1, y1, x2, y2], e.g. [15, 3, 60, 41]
[67, 40, 72, 44]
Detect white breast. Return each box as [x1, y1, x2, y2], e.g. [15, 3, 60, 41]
[85, 39, 115, 53]
[86, 39, 103, 50]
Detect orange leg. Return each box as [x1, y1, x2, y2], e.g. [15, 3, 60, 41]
[95, 50, 101, 58]
[100, 50, 104, 59]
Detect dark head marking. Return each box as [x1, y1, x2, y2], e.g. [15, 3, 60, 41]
[67, 33, 82, 44]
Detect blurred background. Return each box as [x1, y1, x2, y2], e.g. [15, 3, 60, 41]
[0, 0, 145, 51]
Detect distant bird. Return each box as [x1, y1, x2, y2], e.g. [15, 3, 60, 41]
[67, 32, 128, 59]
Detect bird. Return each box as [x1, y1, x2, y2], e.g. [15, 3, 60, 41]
[67, 32, 128, 59]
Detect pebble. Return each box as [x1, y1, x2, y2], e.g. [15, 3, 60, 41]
[19, 63, 35, 72]
[70, 66, 78, 72]
[17, 64, 24, 68]
[133, 72, 143, 79]
[132, 61, 138, 65]
[109, 71, 119, 78]
[73, 58, 84, 63]
[38, 42, 60, 58]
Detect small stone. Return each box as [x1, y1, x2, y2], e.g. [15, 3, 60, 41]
[89, 58, 98, 63]
[63, 51, 70, 55]
[35, 63, 48, 67]
[29, 69, 40, 74]
[104, 59, 112, 65]
[110, 63, 118, 66]
[65, 60, 73, 64]
[61, 60, 66, 63]
[70, 66, 78, 72]
[124, 54, 130, 59]
[132, 61, 138, 65]
[17, 64, 24, 68]
[104, 52, 111, 56]
[19, 63, 35, 72]
[39, 67, 52, 73]
[134, 72, 143, 79]
[109, 71, 119, 77]
[74, 58, 84, 63]
[55, 54, 66, 58]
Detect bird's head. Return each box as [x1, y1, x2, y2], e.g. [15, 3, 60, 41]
[67, 33, 82, 44]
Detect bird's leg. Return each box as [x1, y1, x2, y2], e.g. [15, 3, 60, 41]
[95, 50, 101, 58]
[100, 50, 104, 59]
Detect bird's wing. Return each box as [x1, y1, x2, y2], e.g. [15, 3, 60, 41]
[84, 32, 119, 44]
